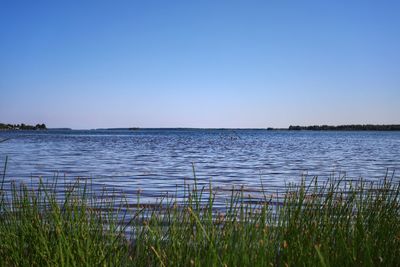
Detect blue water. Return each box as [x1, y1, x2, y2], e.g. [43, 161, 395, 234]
[1, 129, 399, 204]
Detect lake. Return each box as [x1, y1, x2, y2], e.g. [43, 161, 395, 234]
[1, 129, 399, 204]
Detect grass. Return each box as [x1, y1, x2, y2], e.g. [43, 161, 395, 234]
[0, 171, 399, 266]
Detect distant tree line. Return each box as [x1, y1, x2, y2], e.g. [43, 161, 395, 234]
[288, 124, 400, 131]
[0, 123, 47, 130]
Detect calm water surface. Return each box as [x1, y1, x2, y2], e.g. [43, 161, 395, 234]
[1, 129, 399, 203]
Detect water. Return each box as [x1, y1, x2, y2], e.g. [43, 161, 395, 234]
[1, 129, 399, 204]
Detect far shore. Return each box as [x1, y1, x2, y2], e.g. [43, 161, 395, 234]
[1, 123, 400, 131]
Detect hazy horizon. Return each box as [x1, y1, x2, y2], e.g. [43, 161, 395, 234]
[1, 1, 399, 129]
[3, 123, 400, 131]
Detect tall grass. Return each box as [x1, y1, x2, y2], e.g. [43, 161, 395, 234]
[0, 173, 399, 266]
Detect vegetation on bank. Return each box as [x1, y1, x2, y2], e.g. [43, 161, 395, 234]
[0, 171, 399, 266]
[2, 123, 400, 131]
[288, 124, 400, 131]
[0, 123, 47, 130]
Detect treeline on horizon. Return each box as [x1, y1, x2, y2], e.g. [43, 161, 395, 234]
[288, 124, 400, 131]
[0, 123, 47, 130]
[1, 123, 400, 131]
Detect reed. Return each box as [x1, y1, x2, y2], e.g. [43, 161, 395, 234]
[0, 173, 399, 266]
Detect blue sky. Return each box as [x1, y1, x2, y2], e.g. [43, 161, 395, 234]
[1, 1, 399, 129]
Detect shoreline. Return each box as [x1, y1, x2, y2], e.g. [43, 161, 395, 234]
[1, 175, 399, 266]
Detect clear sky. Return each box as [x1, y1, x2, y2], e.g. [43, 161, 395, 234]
[1, 1, 399, 129]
